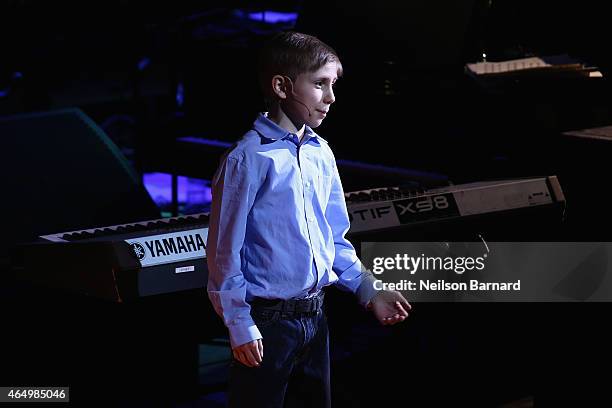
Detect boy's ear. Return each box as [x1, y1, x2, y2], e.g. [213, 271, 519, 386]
[271, 75, 288, 100]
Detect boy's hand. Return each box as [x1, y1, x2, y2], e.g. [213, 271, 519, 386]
[368, 290, 411, 326]
[233, 339, 264, 367]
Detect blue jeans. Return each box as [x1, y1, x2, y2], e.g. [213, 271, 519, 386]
[228, 306, 330, 408]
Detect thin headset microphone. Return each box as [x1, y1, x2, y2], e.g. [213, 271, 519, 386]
[283, 76, 311, 117]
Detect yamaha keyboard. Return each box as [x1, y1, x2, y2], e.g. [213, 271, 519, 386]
[344, 176, 566, 240]
[11, 213, 225, 403]
[17, 213, 210, 302]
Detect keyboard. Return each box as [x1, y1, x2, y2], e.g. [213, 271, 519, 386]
[18, 213, 210, 302]
[344, 176, 565, 235]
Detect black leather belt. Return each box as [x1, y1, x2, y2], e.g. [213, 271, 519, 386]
[250, 292, 324, 313]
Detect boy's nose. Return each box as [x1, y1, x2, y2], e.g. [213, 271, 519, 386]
[324, 88, 335, 104]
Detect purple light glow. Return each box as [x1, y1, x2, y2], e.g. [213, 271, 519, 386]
[143, 172, 212, 214]
[246, 11, 298, 24]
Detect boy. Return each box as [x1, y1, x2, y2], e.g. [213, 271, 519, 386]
[207, 31, 411, 407]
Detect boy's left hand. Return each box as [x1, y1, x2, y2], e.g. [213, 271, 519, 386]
[368, 290, 411, 326]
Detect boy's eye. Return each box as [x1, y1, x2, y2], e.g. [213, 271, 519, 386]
[314, 81, 323, 87]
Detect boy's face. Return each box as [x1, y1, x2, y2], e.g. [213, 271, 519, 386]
[284, 61, 338, 129]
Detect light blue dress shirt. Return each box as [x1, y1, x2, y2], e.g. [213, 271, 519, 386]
[206, 113, 378, 348]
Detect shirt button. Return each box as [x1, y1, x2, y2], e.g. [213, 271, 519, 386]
[305, 182, 310, 188]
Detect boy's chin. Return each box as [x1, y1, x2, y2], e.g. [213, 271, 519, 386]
[307, 118, 324, 129]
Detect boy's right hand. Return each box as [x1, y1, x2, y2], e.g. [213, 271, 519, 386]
[232, 339, 263, 367]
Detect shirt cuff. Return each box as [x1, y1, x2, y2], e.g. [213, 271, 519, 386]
[228, 322, 263, 349]
[334, 260, 381, 306]
[356, 273, 381, 307]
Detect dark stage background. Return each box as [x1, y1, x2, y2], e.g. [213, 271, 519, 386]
[1, 1, 611, 406]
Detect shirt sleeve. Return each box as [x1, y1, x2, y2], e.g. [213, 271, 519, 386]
[206, 151, 262, 349]
[325, 159, 380, 306]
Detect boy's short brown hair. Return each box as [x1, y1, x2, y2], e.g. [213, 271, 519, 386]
[257, 31, 343, 100]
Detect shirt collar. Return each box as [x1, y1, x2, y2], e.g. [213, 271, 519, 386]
[253, 112, 323, 145]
